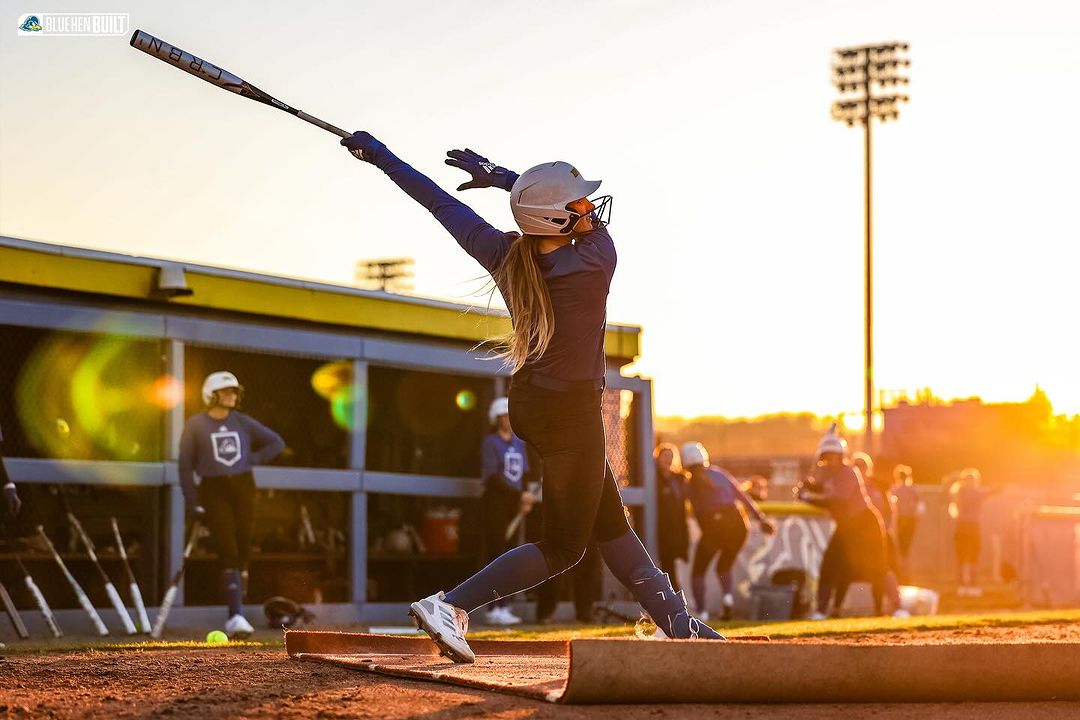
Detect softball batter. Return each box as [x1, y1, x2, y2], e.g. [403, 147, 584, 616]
[341, 137, 722, 662]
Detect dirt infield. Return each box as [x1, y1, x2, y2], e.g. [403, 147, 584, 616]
[4, 624, 1080, 718]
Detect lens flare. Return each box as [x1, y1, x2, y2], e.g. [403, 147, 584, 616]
[149, 375, 184, 409]
[16, 332, 162, 460]
[455, 390, 477, 411]
[311, 360, 363, 432]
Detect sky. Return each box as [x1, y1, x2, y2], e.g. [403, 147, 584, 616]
[2, 0, 1078, 419]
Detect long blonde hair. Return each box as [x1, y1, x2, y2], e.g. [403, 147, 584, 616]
[492, 233, 554, 373]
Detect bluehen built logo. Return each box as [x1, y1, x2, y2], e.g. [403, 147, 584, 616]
[18, 13, 129, 36]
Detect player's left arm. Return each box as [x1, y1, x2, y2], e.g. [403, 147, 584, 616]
[729, 473, 773, 532]
[243, 415, 286, 465]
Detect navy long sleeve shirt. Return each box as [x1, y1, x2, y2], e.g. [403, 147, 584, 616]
[688, 466, 767, 526]
[178, 411, 284, 505]
[366, 144, 616, 382]
[481, 432, 529, 493]
[804, 464, 874, 524]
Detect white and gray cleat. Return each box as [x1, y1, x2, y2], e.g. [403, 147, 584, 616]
[225, 613, 254, 639]
[410, 591, 475, 663]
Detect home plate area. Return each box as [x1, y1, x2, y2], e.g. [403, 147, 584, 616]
[285, 630, 1080, 704]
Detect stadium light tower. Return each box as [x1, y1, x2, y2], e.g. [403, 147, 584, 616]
[831, 41, 909, 450]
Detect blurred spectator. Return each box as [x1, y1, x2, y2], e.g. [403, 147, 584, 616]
[682, 442, 774, 620]
[480, 397, 535, 625]
[890, 464, 924, 580]
[948, 468, 998, 597]
[851, 452, 904, 616]
[534, 539, 600, 624]
[654, 443, 689, 593]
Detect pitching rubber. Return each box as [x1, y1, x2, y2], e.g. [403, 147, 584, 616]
[408, 605, 474, 664]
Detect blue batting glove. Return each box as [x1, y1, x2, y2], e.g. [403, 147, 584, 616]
[341, 131, 386, 164]
[444, 148, 517, 191]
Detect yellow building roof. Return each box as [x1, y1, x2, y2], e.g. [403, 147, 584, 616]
[0, 237, 641, 363]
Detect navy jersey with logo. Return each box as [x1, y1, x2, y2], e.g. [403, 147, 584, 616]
[481, 432, 529, 493]
[178, 411, 284, 503]
[364, 144, 616, 383]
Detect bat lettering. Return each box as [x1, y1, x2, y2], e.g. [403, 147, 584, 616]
[149, 37, 162, 53]
[189, 57, 203, 72]
[169, 46, 182, 62]
[206, 65, 222, 81]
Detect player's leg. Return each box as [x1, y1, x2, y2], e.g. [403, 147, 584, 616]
[714, 513, 748, 620]
[814, 530, 842, 619]
[198, 478, 246, 636]
[412, 387, 607, 661]
[226, 472, 257, 637]
[571, 543, 600, 622]
[690, 523, 721, 617]
[594, 464, 722, 639]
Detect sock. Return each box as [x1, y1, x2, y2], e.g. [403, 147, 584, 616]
[597, 529, 656, 588]
[444, 543, 550, 613]
[222, 569, 243, 616]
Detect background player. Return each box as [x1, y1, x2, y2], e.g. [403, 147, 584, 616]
[654, 443, 689, 593]
[681, 442, 774, 621]
[949, 467, 998, 597]
[179, 371, 285, 639]
[480, 397, 534, 625]
[891, 464, 923, 581]
[798, 427, 888, 618]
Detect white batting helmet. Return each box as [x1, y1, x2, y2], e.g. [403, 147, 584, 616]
[488, 397, 509, 425]
[817, 424, 847, 456]
[202, 371, 241, 406]
[510, 161, 602, 236]
[680, 442, 710, 469]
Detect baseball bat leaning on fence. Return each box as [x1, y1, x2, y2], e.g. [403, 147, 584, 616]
[111, 517, 151, 633]
[37, 526, 108, 636]
[129, 29, 350, 139]
[0, 579, 29, 639]
[2, 526, 62, 637]
[152, 521, 203, 639]
[54, 485, 138, 635]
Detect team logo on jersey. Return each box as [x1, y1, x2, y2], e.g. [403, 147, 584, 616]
[211, 430, 242, 467]
[19, 15, 42, 32]
[502, 447, 524, 488]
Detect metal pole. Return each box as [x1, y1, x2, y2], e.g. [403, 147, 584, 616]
[863, 69, 874, 453]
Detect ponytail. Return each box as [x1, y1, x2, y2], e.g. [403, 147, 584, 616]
[491, 234, 554, 373]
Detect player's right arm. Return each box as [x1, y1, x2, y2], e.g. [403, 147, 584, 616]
[177, 418, 200, 514]
[341, 132, 514, 274]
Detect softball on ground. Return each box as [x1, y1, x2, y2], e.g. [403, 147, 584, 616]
[206, 630, 228, 644]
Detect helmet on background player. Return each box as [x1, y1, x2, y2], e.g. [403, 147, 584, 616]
[202, 371, 242, 406]
[488, 396, 509, 426]
[816, 423, 847, 457]
[509, 161, 611, 236]
[680, 441, 710, 469]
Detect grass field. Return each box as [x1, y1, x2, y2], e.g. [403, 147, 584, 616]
[5, 608, 1079, 655]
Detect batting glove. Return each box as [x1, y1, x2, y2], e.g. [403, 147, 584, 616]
[3, 483, 21, 517]
[341, 131, 386, 164]
[444, 148, 517, 192]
